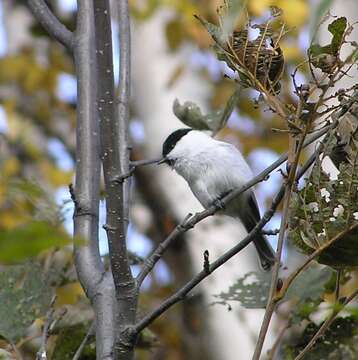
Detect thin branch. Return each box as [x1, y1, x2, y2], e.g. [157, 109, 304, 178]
[266, 324, 290, 360]
[335, 269, 342, 302]
[72, 322, 95, 360]
[276, 222, 358, 302]
[262, 229, 280, 236]
[36, 295, 56, 360]
[28, 0, 74, 50]
[294, 289, 358, 360]
[253, 119, 311, 360]
[252, 86, 358, 360]
[133, 151, 317, 334]
[134, 189, 283, 334]
[136, 124, 331, 286]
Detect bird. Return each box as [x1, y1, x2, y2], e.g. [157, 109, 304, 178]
[159, 128, 276, 271]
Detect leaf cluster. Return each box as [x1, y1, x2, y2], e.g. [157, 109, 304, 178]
[284, 317, 358, 360]
[289, 112, 358, 267]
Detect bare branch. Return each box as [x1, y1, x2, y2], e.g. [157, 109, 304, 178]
[36, 295, 56, 360]
[262, 229, 280, 236]
[28, 0, 74, 50]
[72, 322, 95, 360]
[253, 119, 312, 360]
[133, 193, 282, 333]
[133, 151, 318, 334]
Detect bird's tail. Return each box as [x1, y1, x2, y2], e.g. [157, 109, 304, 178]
[253, 234, 276, 271]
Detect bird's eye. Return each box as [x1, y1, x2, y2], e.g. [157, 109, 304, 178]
[166, 158, 175, 166]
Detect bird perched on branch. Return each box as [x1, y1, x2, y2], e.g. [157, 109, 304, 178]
[159, 128, 276, 271]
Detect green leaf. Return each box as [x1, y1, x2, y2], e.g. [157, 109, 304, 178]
[328, 17, 347, 54]
[286, 267, 333, 303]
[52, 323, 95, 360]
[284, 317, 358, 360]
[194, 15, 224, 46]
[0, 263, 52, 342]
[172, 99, 211, 131]
[173, 88, 240, 133]
[289, 114, 358, 267]
[212, 271, 271, 309]
[0, 222, 71, 264]
[212, 266, 333, 312]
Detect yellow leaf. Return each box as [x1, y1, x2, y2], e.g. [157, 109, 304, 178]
[281, 44, 302, 61]
[40, 161, 73, 187]
[248, 0, 273, 17]
[56, 282, 85, 305]
[277, 0, 308, 27]
[0, 211, 27, 229]
[2, 158, 20, 177]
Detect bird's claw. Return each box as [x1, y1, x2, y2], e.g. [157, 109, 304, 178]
[213, 198, 226, 210]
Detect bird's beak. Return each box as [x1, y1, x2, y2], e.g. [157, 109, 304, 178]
[157, 157, 167, 165]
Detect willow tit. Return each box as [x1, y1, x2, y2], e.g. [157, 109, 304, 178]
[159, 128, 276, 270]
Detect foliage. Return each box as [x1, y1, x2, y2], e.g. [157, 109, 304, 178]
[213, 266, 333, 310]
[52, 323, 95, 360]
[309, 17, 348, 73]
[289, 113, 358, 267]
[0, 221, 71, 264]
[0, 263, 52, 342]
[173, 88, 240, 133]
[212, 271, 271, 308]
[284, 317, 358, 360]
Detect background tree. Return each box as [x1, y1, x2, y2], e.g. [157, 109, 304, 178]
[0, 0, 357, 359]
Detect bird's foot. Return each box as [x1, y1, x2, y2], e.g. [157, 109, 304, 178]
[213, 198, 226, 210]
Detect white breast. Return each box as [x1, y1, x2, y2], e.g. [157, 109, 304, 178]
[170, 132, 253, 209]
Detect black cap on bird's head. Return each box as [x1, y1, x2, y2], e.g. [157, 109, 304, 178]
[159, 128, 192, 165]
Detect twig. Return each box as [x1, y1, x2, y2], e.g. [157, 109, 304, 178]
[262, 229, 280, 236]
[132, 151, 317, 334]
[36, 295, 57, 360]
[294, 289, 358, 360]
[136, 124, 331, 287]
[72, 322, 95, 360]
[276, 222, 358, 301]
[266, 323, 290, 360]
[253, 119, 322, 359]
[28, 0, 74, 50]
[335, 269, 342, 301]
